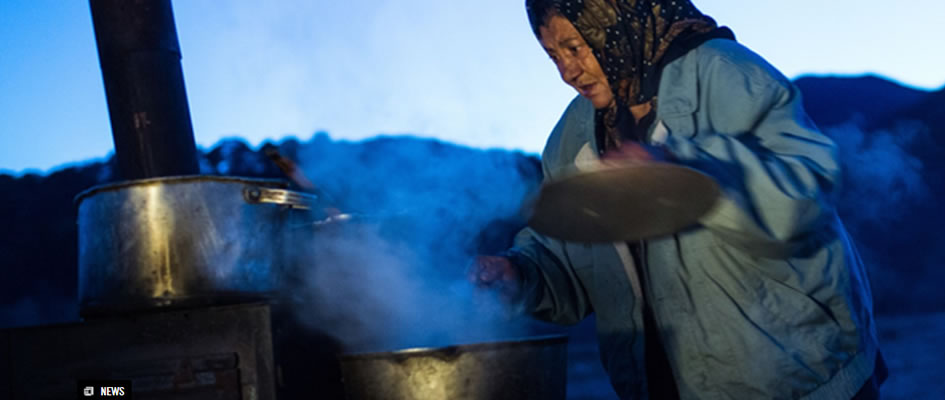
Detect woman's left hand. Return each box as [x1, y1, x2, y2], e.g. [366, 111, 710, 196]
[601, 142, 675, 164]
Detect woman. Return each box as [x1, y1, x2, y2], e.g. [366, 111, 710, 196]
[471, 0, 886, 398]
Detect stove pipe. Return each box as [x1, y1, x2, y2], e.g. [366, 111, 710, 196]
[89, 0, 200, 180]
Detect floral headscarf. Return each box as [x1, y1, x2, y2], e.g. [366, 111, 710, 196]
[526, 0, 734, 148]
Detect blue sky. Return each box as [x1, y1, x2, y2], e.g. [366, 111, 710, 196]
[1, 0, 943, 174]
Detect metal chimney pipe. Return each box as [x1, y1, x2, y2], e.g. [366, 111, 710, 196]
[89, 0, 200, 180]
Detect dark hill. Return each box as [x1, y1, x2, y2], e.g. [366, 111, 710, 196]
[873, 86, 945, 151]
[794, 75, 928, 128]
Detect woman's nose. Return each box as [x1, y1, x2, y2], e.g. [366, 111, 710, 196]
[558, 57, 582, 83]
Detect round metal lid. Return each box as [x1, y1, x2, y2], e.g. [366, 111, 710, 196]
[527, 162, 721, 242]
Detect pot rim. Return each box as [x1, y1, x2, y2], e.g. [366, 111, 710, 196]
[338, 334, 568, 361]
[74, 175, 289, 206]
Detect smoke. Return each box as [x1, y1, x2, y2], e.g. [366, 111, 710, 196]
[281, 133, 544, 352]
[822, 119, 943, 313]
[824, 120, 930, 226]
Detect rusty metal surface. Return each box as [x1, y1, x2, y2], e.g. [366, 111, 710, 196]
[528, 162, 721, 242]
[339, 335, 568, 400]
[5, 302, 275, 400]
[76, 177, 303, 317]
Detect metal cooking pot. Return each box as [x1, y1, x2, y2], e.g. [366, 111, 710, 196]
[339, 335, 568, 400]
[76, 175, 317, 317]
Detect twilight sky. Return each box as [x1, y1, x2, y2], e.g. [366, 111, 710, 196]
[1, 0, 943, 174]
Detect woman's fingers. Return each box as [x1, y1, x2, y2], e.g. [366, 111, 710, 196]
[467, 256, 523, 302]
[602, 142, 653, 162]
[601, 142, 675, 166]
[469, 256, 515, 286]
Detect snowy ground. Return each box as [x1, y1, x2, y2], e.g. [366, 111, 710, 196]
[565, 312, 945, 399]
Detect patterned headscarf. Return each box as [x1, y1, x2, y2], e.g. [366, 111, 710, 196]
[526, 0, 734, 148]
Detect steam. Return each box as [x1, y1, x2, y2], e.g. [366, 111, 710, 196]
[822, 119, 941, 313]
[282, 133, 543, 352]
[824, 120, 930, 226]
[283, 224, 526, 352]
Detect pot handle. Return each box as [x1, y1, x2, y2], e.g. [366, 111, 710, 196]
[243, 186, 319, 210]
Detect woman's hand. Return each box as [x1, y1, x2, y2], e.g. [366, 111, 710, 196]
[601, 142, 675, 164]
[467, 255, 521, 301]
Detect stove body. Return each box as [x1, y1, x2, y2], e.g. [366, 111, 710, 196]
[0, 302, 350, 400]
[2, 303, 276, 399]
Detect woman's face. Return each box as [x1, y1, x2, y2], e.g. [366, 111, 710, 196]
[538, 15, 614, 109]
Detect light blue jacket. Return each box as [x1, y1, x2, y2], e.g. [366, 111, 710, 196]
[510, 39, 881, 399]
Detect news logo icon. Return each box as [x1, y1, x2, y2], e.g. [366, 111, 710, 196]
[77, 380, 133, 399]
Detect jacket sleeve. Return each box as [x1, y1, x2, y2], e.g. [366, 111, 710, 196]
[506, 227, 593, 326]
[503, 98, 594, 325]
[661, 50, 841, 258]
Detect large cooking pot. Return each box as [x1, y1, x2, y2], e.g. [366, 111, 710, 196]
[76, 175, 317, 317]
[339, 335, 568, 400]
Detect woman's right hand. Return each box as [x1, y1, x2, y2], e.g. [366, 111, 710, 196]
[467, 255, 521, 301]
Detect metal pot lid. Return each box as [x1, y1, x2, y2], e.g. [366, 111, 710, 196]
[74, 175, 289, 205]
[339, 334, 568, 361]
[526, 162, 721, 242]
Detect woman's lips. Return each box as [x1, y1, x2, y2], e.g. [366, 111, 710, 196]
[579, 83, 597, 96]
